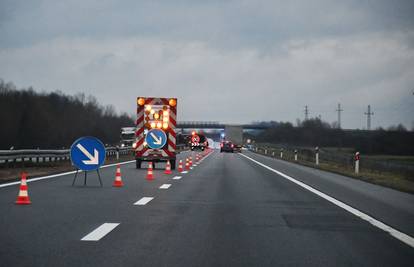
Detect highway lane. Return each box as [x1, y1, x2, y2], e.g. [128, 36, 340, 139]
[0, 149, 413, 266]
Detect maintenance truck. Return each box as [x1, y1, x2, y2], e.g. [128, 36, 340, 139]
[224, 125, 243, 152]
[133, 97, 178, 169]
[120, 127, 136, 147]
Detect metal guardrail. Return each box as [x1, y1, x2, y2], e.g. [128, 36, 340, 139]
[0, 147, 132, 165]
[0, 144, 189, 167]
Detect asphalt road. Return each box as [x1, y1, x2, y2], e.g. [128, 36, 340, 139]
[0, 149, 413, 266]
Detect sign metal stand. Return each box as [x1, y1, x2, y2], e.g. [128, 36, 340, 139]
[72, 169, 103, 187]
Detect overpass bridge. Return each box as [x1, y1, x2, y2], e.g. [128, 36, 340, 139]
[177, 121, 270, 130]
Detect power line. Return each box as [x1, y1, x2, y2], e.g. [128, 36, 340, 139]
[364, 105, 374, 130]
[304, 105, 309, 121]
[336, 103, 343, 129]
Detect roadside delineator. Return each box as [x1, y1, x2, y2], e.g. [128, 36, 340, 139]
[146, 162, 154, 180]
[178, 160, 183, 173]
[164, 160, 172, 175]
[15, 172, 31, 205]
[113, 164, 124, 187]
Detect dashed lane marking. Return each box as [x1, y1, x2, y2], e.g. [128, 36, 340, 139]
[172, 176, 182, 180]
[81, 223, 120, 241]
[134, 197, 154, 205]
[159, 184, 171, 189]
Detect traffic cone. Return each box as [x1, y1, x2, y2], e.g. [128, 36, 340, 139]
[178, 160, 183, 173]
[189, 157, 193, 167]
[15, 172, 31, 205]
[164, 160, 172, 175]
[113, 164, 124, 187]
[185, 158, 190, 170]
[146, 162, 154, 180]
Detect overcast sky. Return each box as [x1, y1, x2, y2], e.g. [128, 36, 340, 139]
[1, 0, 413, 129]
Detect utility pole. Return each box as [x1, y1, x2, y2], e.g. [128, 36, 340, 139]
[364, 105, 374, 130]
[336, 103, 343, 129]
[304, 105, 309, 121]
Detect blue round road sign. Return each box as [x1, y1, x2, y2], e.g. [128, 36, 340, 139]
[70, 137, 106, 171]
[145, 129, 167, 149]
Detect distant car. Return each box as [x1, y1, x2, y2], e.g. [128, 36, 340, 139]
[220, 141, 234, 153]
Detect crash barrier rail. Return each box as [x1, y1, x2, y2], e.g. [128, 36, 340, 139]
[0, 147, 131, 167]
[250, 145, 414, 178]
[0, 144, 189, 168]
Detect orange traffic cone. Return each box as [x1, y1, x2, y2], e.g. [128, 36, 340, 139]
[164, 160, 172, 175]
[178, 160, 183, 172]
[113, 164, 124, 187]
[146, 162, 154, 180]
[185, 158, 190, 170]
[15, 172, 31, 205]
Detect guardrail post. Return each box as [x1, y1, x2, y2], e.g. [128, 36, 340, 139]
[355, 152, 360, 174]
[315, 146, 319, 165]
[294, 149, 298, 161]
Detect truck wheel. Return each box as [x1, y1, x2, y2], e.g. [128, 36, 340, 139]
[136, 159, 141, 169]
[171, 159, 176, 170]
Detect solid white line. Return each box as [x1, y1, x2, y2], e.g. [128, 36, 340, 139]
[0, 160, 136, 188]
[159, 184, 171, 189]
[81, 223, 120, 241]
[134, 197, 154, 205]
[240, 153, 414, 248]
[172, 176, 182, 180]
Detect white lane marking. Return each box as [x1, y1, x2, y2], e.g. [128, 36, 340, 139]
[190, 167, 193, 170]
[181, 171, 188, 174]
[134, 197, 154, 205]
[159, 184, 171, 189]
[0, 160, 135, 188]
[172, 176, 182, 180]
[240, 153, 414, 248]
[81, 223, 120, 241]
[192, 164, 198, 167]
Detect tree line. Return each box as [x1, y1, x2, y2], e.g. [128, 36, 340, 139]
[250, 119, 414, 155]
[0, 80, 134, 149]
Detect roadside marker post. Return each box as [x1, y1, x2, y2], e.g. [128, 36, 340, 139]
[280, 148, 284, 159]
[355, 152, 360, 174]
[315, 146, 319, 166]
[294, 150, 298, 161]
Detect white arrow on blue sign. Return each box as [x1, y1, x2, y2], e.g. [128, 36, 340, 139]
[145, 129, 167, 149]
[70, 137, 106, 171]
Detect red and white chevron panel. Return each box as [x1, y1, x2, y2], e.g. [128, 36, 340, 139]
[135, 97, 177, 159]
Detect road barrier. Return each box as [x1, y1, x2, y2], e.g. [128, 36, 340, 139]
[250, 145, 414, 179]
[0, 147, 131, 168]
